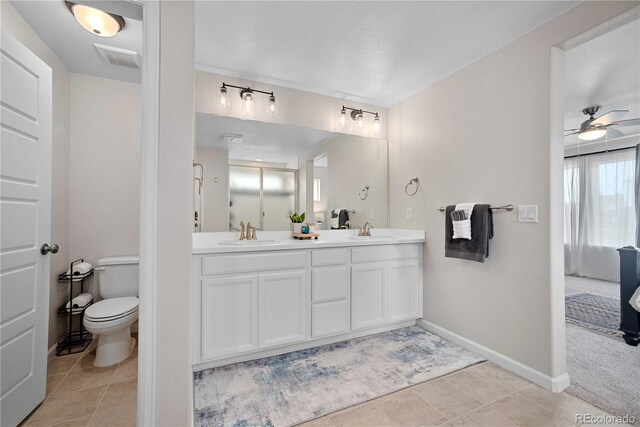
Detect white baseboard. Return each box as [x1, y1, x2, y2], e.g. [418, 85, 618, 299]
[416, 319, 570, 393]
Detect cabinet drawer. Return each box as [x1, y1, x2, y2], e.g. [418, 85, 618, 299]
[351, 244, 420, 264]
[312, 248, 348, 266]
[312, 300, 349, 338]
[312, 266, 348, 303]
[202, 251, 307, 275]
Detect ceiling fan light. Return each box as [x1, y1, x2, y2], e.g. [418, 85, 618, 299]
[579, 127, 607, 141]
[66, 2, 124, 37]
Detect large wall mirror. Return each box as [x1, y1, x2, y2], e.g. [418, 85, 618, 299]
[194, 113, 388, 232]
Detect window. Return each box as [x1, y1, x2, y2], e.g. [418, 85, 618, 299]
[313, 178, 321, 202]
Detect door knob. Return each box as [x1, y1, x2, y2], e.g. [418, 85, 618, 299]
[40, 243, 59, 255]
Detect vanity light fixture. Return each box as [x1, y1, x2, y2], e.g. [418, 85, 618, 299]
[219, 83, 277, 115]
[339, 106, 381, 135]
[66, 2, 125, 37]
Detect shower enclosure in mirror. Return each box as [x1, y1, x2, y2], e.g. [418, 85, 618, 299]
[194, 113, 388, 232]
[229, 166, 297, 231]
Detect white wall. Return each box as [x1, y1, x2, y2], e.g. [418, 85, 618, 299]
[69, 74, 141, 268]
[155, 2, 195, 424]
[195, 147, 229, 232]
[2, 1, 71, 348]
[300, 135, 388, 228]
[388, 1, 638, 384]
[195, 70, 388, 139]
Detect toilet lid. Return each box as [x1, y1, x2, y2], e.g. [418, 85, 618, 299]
[85, 297, 139, 321]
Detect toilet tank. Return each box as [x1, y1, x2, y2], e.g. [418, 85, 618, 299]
[97, 256, 139, 299]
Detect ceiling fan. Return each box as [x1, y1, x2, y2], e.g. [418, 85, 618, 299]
[564, 106, 640, 141]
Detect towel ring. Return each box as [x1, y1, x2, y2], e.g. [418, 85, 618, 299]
[405, 177, 419, 196]
[359, 185, 370, 200]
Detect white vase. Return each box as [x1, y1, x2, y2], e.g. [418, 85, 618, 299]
[292, 223, 303, 234]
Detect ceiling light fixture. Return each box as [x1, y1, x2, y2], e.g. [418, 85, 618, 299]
[578, 126, 607, 141]
[219, 83, 276, 116]
[66, 2, 125, 37]
[339, 106, 381, 135]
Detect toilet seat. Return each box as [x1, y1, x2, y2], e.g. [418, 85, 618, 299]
[85, 296, 139, 322]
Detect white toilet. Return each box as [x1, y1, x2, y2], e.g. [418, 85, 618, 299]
[83, 256, 139, 367]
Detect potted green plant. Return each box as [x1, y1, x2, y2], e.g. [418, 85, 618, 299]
[289, 212, 306, 234]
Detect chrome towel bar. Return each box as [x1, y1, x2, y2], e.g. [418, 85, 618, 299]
[437, 204, 514, 212]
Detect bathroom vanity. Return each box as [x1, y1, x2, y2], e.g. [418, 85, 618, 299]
[192, 229, 425, 370]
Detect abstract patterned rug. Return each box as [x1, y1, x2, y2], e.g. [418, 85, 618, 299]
[565, 293, 621, 335]
[193, 326, 484, 427]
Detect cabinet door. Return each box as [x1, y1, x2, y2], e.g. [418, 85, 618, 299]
[258, 270, 309, 348]
[312, 300, 349, 338]
[312, 266, 348, 303]
[387, 260, 419, 322]
[201, 275, 258, 360]
[351, 265, 386, 330]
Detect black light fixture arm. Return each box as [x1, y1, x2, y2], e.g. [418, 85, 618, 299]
[222, 82, 274, 98]
[341, 105, 379, 117]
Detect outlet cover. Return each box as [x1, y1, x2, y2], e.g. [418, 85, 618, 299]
[518, 205, 538, 223]
[406, 208, 413, 220]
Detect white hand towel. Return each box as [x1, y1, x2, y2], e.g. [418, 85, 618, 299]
[630, 286, 640, 313]
[452, 203, 475, 240]
[66, 293, 93, 313]
[66, 262, 93, 276]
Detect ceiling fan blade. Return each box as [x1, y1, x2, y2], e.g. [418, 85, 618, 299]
[564, 128, 579, 132]
[606, 128, 624, 139]
[609, 118, 640, 128]
[564, 130, 580, 137]
[592, 109, 628, 126]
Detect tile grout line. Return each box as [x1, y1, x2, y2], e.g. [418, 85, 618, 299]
[515, 387, 584, 425]
[87, 383, 111, 426]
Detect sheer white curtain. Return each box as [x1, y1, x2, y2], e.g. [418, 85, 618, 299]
[564, 149, 637, 282]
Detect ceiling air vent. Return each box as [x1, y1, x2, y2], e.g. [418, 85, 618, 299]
[94, 43, 141, 69]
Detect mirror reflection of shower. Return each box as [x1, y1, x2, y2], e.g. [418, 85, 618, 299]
[193, 162, 204, 232]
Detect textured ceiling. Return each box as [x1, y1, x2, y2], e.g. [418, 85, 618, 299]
[564, 19, 640, 147]
[10, 0, 142, 83]
[195, 1, 578, 107]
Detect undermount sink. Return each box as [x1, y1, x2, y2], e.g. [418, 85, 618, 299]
[348, 235, 397, 241]
[218, 239, 282, 246]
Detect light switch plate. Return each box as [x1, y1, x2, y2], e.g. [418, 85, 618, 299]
[406, 208, 413, 220]
[518, 205, 538, 223]
[369, 208, 375, 219]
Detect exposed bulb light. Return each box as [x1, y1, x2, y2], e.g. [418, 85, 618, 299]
[242, 90, 254, 113]
[356, 111, 364, 129]
[66, 2, 124, 37]
[219, 86, 229, 109]
[579, 126, 607, 141]
[339, 107, 347, 128]
[372, 114, 381, 134]
[268, 94, 277, 115]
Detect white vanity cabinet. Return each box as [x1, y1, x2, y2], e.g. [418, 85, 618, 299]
[311, 249, 350, 338]
[351, 245, 422, 330]
[193, 242, 423, 369]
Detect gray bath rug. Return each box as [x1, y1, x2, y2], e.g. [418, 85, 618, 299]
[193, 326, 484, 427]
[565, 292, 621, 335]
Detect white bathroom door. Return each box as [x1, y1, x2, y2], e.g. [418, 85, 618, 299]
[0, 31, 53, 427]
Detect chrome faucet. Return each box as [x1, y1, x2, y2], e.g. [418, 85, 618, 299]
[232, 221, 247, 240]
[359, 221, 373, 237]
[249, 225, 261, 240]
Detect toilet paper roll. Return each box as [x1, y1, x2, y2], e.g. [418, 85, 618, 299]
[66, 262, 93, 277]
[66, 293, 93, 313]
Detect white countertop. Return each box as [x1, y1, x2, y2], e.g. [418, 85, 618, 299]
[193, 229, 425, 254]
